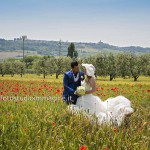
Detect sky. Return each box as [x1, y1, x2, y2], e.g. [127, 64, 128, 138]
[0, 0, 150, 47]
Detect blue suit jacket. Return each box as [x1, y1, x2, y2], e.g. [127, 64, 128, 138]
[62, 70, 85, 103]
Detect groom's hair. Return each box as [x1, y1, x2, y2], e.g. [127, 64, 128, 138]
[71, 61, 78, 68]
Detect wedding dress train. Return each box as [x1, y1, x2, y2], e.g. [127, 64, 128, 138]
[68, 80, 134, 126]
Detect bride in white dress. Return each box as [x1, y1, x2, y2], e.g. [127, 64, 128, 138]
[68, 63, 134, 126]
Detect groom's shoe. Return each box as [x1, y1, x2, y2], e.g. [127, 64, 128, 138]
[62, 97, 77, 105]
[62, 97, 72, 105]
[70, 99, 77, 105]
[62, 97, 69, 105]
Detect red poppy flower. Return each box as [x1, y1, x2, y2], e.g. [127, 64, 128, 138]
[114, 128, 117, 133]
[38, 88, 42, 91]
[52, 122, 56, 126]
[79, 145, 87, 150]
[104, 147, 108, 150]
[147, 89, 150, 92]
[8, 115, 12, 120]
[111, 87, 118, 91]
[57, 89, 61, 93]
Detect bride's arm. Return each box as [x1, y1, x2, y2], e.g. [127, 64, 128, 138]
[85, 77, 96, 94]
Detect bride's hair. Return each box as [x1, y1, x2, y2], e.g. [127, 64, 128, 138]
[86, 75, 92, 82]
[87, 75, 92, 79]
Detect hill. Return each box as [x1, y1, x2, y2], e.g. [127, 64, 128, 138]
[0, 38, 150, 59]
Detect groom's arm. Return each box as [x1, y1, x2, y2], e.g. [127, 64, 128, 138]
[63, 73, 75, 95]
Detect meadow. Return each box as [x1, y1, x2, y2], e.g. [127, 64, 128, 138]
[0, 74, 150, 150]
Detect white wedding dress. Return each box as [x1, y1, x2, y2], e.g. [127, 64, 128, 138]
[68, 80, 134, 126]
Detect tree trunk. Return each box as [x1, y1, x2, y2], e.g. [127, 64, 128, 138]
[134, 76, 138, 81]
[56, 73, 59, 79]
[56, 70, 60, 79]
[110, 75, 114, 81]
[43, 73, 46, 79]
[20, 74, 22, 77]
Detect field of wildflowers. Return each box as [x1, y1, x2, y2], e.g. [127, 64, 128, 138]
[0, 74, 149, 150]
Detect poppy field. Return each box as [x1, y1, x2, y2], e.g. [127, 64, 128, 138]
[0, 74, 150, 150]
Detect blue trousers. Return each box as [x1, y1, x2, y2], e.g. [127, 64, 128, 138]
[62, 95, 78, 105]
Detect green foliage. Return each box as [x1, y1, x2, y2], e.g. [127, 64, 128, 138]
[0, 53, 149, 80]
[0, 77, 149, 149]
[23, 56, 34, 68]
[33, 56, 51, 78]
[67, 43, 78, 58]
[83, 53, 150, 81]
[15, 61, 26, 77]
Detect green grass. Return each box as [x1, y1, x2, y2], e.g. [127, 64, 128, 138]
[0, 75, 150, 150]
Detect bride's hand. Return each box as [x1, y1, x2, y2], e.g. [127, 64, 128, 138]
[85, 91, 88, 94]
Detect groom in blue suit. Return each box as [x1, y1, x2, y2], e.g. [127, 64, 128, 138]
[62, 61, 85, 105]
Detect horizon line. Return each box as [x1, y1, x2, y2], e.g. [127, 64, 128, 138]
[1, 37, 150, 48]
